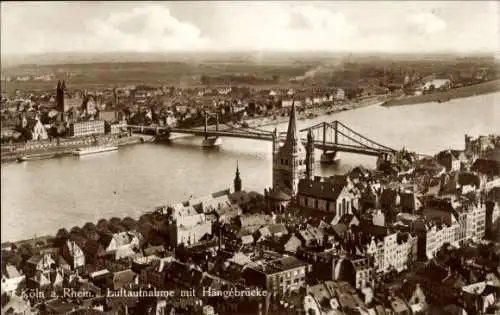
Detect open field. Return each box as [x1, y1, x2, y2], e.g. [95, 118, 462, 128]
[382, 79, 500, 107]
[1, 53, 498, 93]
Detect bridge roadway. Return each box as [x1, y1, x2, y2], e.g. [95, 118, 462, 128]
[127, 125, 394, 156]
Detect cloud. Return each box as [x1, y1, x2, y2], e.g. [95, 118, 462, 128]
[209, 4, 358, 51]
[1, 1, 499, 56]
[407, 12, 447, 34]
[81, 5, 210, 52]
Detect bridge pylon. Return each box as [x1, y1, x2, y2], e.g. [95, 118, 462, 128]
[204, 111, 208, 140]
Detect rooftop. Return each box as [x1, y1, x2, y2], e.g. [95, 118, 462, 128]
[249, 256, 308, 275]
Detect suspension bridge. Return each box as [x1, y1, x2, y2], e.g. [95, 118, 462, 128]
[127, 111, 396, 158]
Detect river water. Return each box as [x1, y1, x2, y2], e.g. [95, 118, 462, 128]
[2, 93, 499, 241]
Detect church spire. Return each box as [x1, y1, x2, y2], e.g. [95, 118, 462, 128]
[285, 101, 298, 146]
[234, 161, 242, 193]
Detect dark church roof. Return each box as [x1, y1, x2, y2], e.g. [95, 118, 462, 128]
[298, 176, 348, 202]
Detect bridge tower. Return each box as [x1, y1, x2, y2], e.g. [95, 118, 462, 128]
[204, 111, 208, 139]
[202, 111, 222, 147]
[272, 103, 306, 197]
[306, 128, 315, 179]
[320, 121, 338, 164]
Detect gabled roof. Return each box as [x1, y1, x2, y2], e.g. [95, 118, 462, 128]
[3, 264, 22, 279]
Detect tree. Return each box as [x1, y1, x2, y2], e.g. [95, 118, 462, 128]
[18, 243, 34, 260]
[70, 226, 83, 235]
[55, 228, 70, 246]
[109, 217, 121, 226]
[82, 222, 96, 233]
[121, 217, 137, 231]
[97, 219, 109, 231]
[139, 213, 153, 226]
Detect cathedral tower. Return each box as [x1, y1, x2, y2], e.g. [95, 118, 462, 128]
[272, 102, 306, 196]
[306, 128, 315, 179]
[234, 161, 242, 193]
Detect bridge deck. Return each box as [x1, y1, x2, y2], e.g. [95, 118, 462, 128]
[127, 125, 395, 156]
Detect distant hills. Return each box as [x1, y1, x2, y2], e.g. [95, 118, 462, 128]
[2, 50, 494, 69]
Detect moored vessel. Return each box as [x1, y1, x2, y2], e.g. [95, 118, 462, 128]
[72, 145, 118, 156]
[17, 152, 57, 162]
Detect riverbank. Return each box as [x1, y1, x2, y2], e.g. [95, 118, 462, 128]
[0, 135, 154, 163]
[381, 79, 500, 107]
[242, 95, 387, 128]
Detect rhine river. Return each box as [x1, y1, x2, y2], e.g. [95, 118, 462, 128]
[2, 92, 499, 241]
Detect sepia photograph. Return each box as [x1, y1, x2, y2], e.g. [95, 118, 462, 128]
[1, 1, 499, 314]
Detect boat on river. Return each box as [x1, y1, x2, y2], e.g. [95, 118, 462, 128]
[72, 145, 118, 156]
[17, 152, 58, 162]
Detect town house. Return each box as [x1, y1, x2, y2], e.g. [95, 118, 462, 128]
[1, 264, 25, 294]
[61, 239, 85, 270]
[25, 253, 55, 278]
[139, 257, 174, 289]
[242, 256, 309, 296]
[436, 150, 467, 172]
[100, 231, 142, 260]
[168, 210, 212, 247]
[362, 226, 417, 274]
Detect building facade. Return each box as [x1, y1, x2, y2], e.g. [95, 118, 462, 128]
[366, 232, 417, 273]
[31, 118, 48, 141]
[243, 256, 309, 296]
[69, 120, 105, 137]
[169, 212, 212, 247]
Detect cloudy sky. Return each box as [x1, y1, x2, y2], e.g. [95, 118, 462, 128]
[1, 1, 499, 56]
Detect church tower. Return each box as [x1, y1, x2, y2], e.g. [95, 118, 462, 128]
[56, 80, 65, 113]
[272, 102, 307, 196]
[306, 129, 315, 179]
[234, 161, 242, 193]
